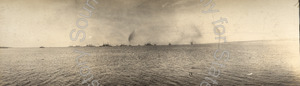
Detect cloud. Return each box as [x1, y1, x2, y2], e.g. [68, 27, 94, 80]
[86, 0, 203, 45]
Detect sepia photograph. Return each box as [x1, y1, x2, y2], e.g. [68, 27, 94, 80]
[0, 0, 299, 86]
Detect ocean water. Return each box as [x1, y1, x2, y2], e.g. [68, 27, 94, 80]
[0, 40, 300, 86]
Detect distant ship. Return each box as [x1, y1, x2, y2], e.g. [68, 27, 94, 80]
[86, 44, 96, 47]
[145, 43, 153, 46]
[40, 46, 45, 48]
[120, 44, 128, 47]
[102, 44, 112, 47]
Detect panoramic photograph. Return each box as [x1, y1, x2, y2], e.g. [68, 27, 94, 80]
[0, 0, 299, 86]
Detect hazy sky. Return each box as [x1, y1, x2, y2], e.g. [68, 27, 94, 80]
[0, 0, 298, 47]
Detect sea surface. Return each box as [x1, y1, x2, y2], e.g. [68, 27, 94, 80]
[0, 40, 300, 86]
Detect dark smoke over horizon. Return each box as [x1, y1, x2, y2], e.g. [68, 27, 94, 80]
[128, 30, 135, 43]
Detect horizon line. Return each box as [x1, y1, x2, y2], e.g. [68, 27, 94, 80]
[1, 39, 297, 48]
